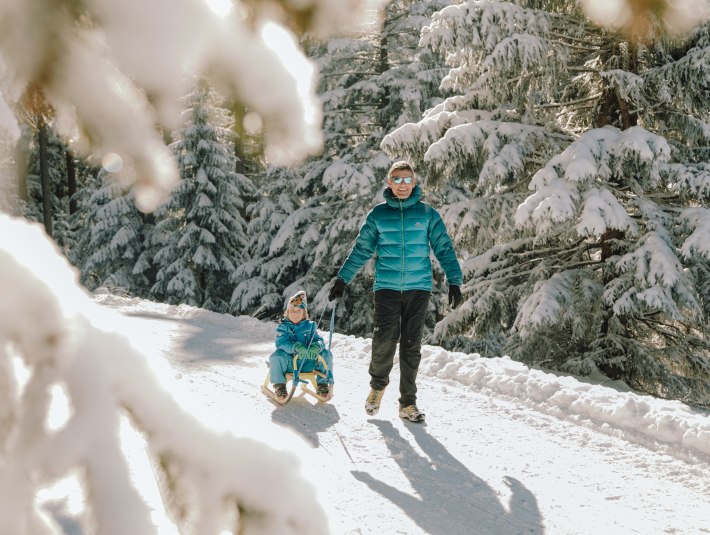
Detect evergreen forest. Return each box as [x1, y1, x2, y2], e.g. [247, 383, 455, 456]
[1, 0, 708, 407]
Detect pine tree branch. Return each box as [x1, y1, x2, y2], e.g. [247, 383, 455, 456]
[472, 239, 598, 286]
[536, 93, 602, 109]
[547, 31, 603, 46]
[548, 38, 601, 51]
[566, 66, 601, 73]
[637, 313, 709, 342]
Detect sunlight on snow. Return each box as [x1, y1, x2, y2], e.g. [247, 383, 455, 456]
[36, 474, 86, 518]
[46, 383, 72, 431]
[119, 416, 180, 534]
[260, 22, 318, 125]
[204, 0, 232, 18]
[10, 352, 29, 393]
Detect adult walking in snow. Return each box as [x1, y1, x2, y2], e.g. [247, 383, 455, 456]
[268, 291, 333, 403]
[328, 160, 462, 422]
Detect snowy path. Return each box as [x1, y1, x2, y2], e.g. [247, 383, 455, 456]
[101, 297, 710, 535]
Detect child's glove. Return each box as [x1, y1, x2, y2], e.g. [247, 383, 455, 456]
[307, 344, 321, 360]
[294, 343, 308, 358]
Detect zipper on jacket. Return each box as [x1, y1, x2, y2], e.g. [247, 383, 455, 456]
[400, 199, 405, 292]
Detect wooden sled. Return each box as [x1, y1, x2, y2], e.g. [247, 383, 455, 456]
[262, 354, 334, 405]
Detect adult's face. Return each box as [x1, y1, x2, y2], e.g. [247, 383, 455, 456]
[387, 168, 416, 200]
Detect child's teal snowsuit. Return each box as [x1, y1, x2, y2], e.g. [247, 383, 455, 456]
[269, 318, 332, 385]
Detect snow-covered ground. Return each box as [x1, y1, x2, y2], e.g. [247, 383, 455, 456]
[42, 294, 710, 534]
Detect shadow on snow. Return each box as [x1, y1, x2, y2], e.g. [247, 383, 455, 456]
[124, 310, 268, 365]
[352, 420, 544, 535]
[270, 396, 342, 449]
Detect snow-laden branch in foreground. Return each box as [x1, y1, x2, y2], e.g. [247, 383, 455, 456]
[0, 0, 382, 211]
[0, 214, 327, 535]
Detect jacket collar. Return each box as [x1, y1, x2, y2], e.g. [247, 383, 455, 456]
[384, 185, 421, 209]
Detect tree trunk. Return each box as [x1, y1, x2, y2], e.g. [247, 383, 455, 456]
[619, 41, 639, 129]
[594, 87, 615, 128]
[66, 149, 77, 214]
[600, 228, 624, 263]
[230, 103, 246, 174]
[595, 41, 639, 130]
[377, 26, 389, 116]
[38, 121, 53, 237]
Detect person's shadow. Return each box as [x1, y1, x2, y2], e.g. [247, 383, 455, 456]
[352, 420, 544, 534]
[271, 395, 341, 448]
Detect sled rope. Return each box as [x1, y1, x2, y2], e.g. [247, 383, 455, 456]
[291, 302, 329, 386]
[325, 301, 336, 384]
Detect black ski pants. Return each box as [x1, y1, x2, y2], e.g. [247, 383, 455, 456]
[369, 289, 430, 407]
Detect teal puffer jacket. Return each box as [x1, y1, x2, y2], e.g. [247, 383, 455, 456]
[275, 318, 325, 355]
[338, 186, 462, 291]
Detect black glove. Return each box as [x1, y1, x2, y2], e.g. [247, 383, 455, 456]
[328, 278, 346, 301]
[448, 285, 462, 308]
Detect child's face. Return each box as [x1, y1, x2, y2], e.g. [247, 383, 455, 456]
[287, 306, 305, 324]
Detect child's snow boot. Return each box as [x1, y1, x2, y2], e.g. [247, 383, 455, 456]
[273, 383, 288, 402]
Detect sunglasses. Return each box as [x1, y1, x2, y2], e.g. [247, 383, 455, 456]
[390, 175, 414, 184]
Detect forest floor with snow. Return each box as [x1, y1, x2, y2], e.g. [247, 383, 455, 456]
[43, 294, 710, 535]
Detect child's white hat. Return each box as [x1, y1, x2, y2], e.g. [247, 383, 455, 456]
[284, 290, 309, 319]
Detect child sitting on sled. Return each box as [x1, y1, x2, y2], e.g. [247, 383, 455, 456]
[269, 290, 333, 402]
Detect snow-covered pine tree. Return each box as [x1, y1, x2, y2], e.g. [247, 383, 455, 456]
[75, 169, 152, 294]
[234, 0, 455, 333]
[67, 165, 96, 272]
[382, 1, 710, 405]
[151, 78, 254, 313]
[231, 165, 302, 317]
